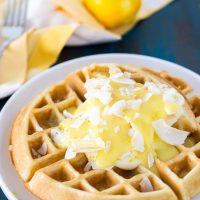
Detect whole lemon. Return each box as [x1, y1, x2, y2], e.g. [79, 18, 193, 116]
[83, 0, 141, 29]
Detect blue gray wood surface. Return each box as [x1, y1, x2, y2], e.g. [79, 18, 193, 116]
[0, 0, 200, 199]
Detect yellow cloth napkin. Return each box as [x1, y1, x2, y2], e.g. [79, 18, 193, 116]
[0, 25, 75, 98]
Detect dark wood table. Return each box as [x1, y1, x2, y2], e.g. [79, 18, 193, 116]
[0, 0, 199, 199]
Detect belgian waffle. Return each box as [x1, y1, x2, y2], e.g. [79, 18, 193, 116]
[10, 64, 200, 200]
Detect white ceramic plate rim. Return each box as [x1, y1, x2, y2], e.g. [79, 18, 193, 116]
[0, 53, 200, 200]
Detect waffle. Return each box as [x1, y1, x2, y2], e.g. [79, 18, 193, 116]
[10, 64, 200, 200]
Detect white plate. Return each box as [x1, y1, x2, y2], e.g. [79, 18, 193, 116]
[0, 54, 200, 200]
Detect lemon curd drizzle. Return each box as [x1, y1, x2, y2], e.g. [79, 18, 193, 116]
[51, 66, 189, 172]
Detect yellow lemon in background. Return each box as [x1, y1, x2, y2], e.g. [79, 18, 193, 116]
[83, 0, 141, 29]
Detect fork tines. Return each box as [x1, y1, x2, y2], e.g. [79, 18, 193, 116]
[4, 0, 28, 27]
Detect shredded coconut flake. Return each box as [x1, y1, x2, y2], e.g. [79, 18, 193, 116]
[130, 127, 144, 152]
[63, 110, 74, 118]
[121, 151, 132, 159]
[37, 142, 48, 156]
[164, 104, 181, 116]
[84, 161, 92, 172]
[108, 100, 126, 117]
[163, 88, 185, 106]
[110, 71, 135, 85]
[70, 137, 105, 153]
[70, 117, 85, 128]
[159, 83, 169, 90]
[51, 128, 67, 145]
[127, 99, 142, 110]
[128, 128, 134, 137]
[91, 161, 97, 170]
[102, 105, 110, 115]
[166, 115, 179, 126]
[124, 72, 132, 78]
[108, 64, 122, 75]
[148, 153, 154, 168]
[143, 93, 153, 102]
[119, 85, 135, 96]
[140, 176, 154, 192]
[86, 107, 101, 125]
[84, 78, 111, 91]
[84, 90, 112, 105]
[65, 148, 76, 160]
[115, 152, 140, 170]
[31, 142, 48, 158]
[111, 77, 135, 85]
[31, 148, 41, 158]
[84, 76, 113, 105]
[110, 72, 124, 79]
[145, 82, 160, 94]
[96, 138, 105, 147]
[124, 116, 131, 123]
[153, 119, 189, 145]
[35, 125, 43, 132]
